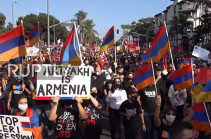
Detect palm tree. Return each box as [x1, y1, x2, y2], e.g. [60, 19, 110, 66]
[73, 10, 88, 43]
[83, 19, 98, 45]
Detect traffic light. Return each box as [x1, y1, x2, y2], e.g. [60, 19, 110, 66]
[117, 29, 119, 34]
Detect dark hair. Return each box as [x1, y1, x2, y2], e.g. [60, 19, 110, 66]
[165, 106, 176, 115]
[15, 94, 34, 109]
[111, 78, 123, 93]
[170, 121, 193, 139]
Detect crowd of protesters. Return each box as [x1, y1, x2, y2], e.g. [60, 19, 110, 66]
[0, 44, 211, 139]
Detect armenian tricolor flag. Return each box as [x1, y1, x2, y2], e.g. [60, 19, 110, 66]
[180, 58, 191, 68]
[100, 26, 114, 53]
[134, 63, 154, 90]
[170, 65, 193, 91]
[60, 23, 82, 66]
[26, 23, 39, 46]
[21, 121, 32, 131]
[192, 102, 211, 132]
[142, 24, 170, 62]
[0, 24, 26, 63]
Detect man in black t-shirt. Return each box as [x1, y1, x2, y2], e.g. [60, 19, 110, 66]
[7, 75, 33, 114]
[139, 84, 160, 139]
[120, 87, 146, 139]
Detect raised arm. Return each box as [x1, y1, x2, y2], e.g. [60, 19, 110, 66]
[48, 96, 60, 121]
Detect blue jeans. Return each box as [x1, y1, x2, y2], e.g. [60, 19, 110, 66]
[144, 113, 158, 139]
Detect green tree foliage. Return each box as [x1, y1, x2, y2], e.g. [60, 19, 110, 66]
[83, 19, 98, 45]
[16, 13, 68, 42]
[6, 22, 13, 31]
[122, 17, 155, 44]
[169, 13, 191, 45]
[73, 10, 98, 45]
[0, 13, 7, 35]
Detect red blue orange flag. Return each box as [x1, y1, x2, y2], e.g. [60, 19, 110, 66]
[192, 102, 211, 132]
[134, 63, 154, 90]
[100, 26, 114, 53]
[60, 24, 81, 66]
[170, 65, 193, 91]
[26, 23, 39, 46]
[180, 58, 191, 68]
[142, 24, 170, 62]
[0, 24, 26, 63]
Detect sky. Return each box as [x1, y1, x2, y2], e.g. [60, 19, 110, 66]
[0, 0, 173, 41]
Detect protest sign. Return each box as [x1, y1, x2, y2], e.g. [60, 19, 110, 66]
[0, 115, 33, 139]
[192, 46, 210, 61]
[36, 65, 92, 100]
[26, 47, 39, 56]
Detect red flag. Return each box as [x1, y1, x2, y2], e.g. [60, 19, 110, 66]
[195, 67, 211, 84]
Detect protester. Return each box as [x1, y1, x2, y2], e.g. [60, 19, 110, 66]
[168, 84, 187, 120]
[15, 95, 42, 139]
[139, 84, 160, 139]
[81, 88, 102, 139]
[120, 87, 146, 139]
[48, 96, 87, 139]
[106, 77, 127, 139]
[0, 83, 7, 114]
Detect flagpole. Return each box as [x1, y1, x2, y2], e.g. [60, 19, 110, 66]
[164, 21, 175, 70]
[38, 21, 40, 49]
[151, 59, 158, 96]
[190, 57, 195, 84]
[203, 102, 211, 129]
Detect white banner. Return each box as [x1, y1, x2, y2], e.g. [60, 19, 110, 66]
[192, 46, 210, 61]
[0, 115, 33, 139]
[36, 65, 92, 99]
[26, 47, 39, 56]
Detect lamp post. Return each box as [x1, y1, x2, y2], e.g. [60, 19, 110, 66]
[47, 0, 50, 48]
[12, 1, 17, 28]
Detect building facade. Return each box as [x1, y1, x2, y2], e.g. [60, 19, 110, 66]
[154, 0, 211, 48]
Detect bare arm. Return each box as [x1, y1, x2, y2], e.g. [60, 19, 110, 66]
[48, 96, 60, 121]
[75, 97, 87, 120]
[155, 95, 161, 127]
[90, 95, 102, 109]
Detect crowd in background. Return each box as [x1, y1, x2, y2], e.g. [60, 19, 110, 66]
[0, 45, 211, 139]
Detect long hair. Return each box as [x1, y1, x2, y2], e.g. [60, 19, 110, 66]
[111, 77, 123, 93]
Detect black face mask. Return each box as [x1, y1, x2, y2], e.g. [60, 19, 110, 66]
[128, 78, 133, 81]
[91, 93, 97, 98]
[131, 96, 137, 102]
[62, 100, 75, 106]
[115, 83, 121, 89]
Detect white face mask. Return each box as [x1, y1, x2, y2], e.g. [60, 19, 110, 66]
[96, 72, 101, 75]
[166, 114, 176, 123]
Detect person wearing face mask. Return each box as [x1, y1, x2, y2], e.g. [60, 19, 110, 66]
[106, 78, 127, 139]
[48, 96, 87, 139]
[81, 88, 103, 139]
[104, 73, 117, 97]
[92, 67, 106, 101]
[155, 95, 177, 139]
[15, 95, 42, 139]
[120, 87, 146, 139]
[123, 72, 135, 90]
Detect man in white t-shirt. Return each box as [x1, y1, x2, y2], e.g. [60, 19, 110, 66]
[168, 84, 187, 120]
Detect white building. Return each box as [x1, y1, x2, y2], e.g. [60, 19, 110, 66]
[155, 0, 211, 47]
